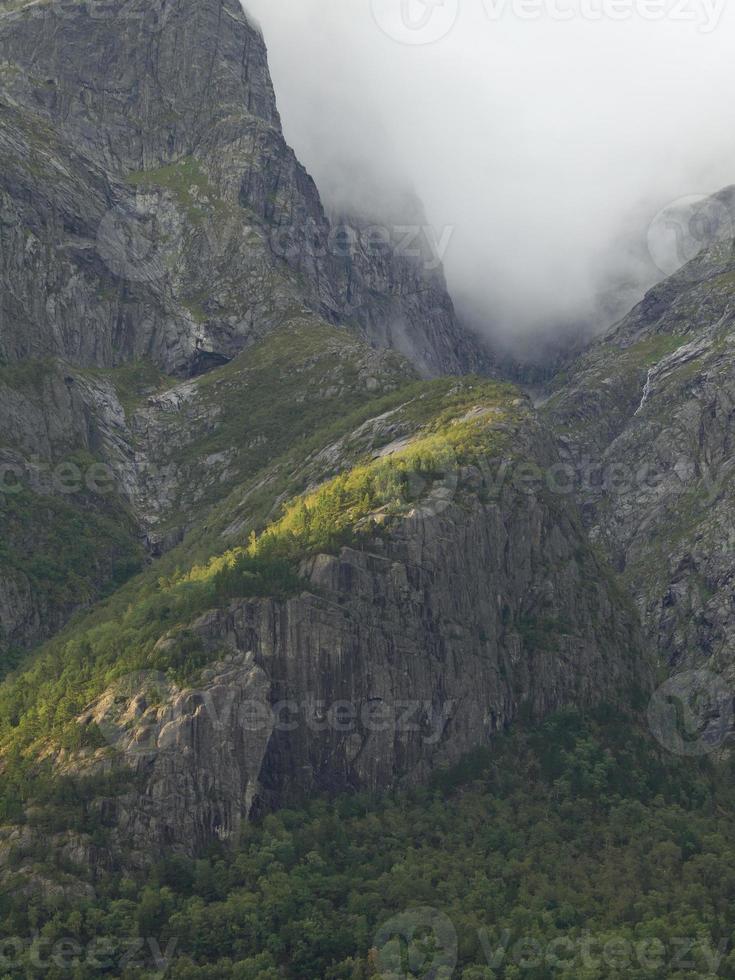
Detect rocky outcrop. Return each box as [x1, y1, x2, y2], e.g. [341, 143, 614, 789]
[0, 0, 493, 661]
[0, 0, 486, 377]
[75, 652, 273, 861]
[74, 419, 648, 859]
[545, 233, 735, 680]
[0, 363, 145, 658]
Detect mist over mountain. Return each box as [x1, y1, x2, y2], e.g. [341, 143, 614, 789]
[4, 1, 735, 975]
[246, 0, 735, 356]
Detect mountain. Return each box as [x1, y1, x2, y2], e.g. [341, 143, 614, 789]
[0, 341, 651, 869]
[1, 0, 734, 975]
[0, 0, 483, 377]
[0, 0, 650, 875]
[545, 232, 735, 685]
[0, 0, 493, 664]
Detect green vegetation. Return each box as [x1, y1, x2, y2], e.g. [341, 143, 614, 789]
[542, 333, 691, 446]
[1, 708, 734, 979]
[713, 270, 735, 292]
[0, 485, 140, 607]
[137, 318, 415, 534]
[516, 614, 572, 653]
[0, 0, 44, 14]
[621, 469, 735, 611]
[183, 393, 516, 585]
[0, 483, 143, 677]
[547, 334, 688, 410]
[0, 358, 54, 391]
[78, 359, 174, 417]
[111, 318, 517, 547]
[621, 334, 688, 370]
[0, 370, 521, 795]
[126, 158, 224, 226]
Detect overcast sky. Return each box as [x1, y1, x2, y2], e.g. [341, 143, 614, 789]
[244, 0, 735, 354]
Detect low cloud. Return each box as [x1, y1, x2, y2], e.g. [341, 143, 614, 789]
[244, 0, 735, 358]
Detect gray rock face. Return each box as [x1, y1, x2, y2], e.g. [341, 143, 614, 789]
[0, 0, 655, 878]
[545, 235, 735, 680]
[0, 0, 486, 377]
[0, 363, 144, 659]
[0, 318, 414, 657]
[0, 572, 41, 663]
[77, 424, 647, 858]
[77, 651, 273, 859]
[0, 0, 489, 660]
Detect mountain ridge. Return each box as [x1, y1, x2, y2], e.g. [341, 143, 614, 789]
[0, 0, 488, 378]
[3, 0, 735, 962]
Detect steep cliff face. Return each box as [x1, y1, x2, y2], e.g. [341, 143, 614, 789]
[545, 233, 735, 680]
[0, 0, 656, 889]
[0, 319, 414, 659]
[0, 0, 488, 653]
[55, 403, 647, 862]
[0, 362, 145, 663]
[0, 0, 484, 377]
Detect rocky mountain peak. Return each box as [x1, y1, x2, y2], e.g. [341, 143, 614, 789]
[0, 0, 489, 377]
[0, 0, 279, 172]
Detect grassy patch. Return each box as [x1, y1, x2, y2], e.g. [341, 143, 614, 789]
[620, 334, 688, 369]
[126, 157, 224, 226]
[78, 359, 174, 416]
[0, 488, 140, 608]
[0, 483, 143, 668]
[0, 358, 54, 391]
[145, 318, 413, 531]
